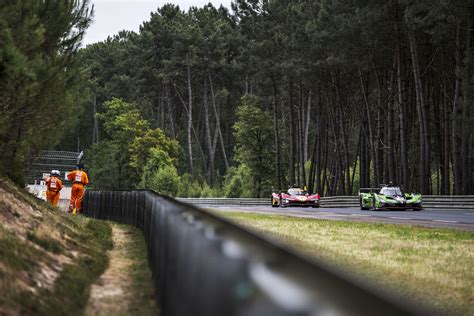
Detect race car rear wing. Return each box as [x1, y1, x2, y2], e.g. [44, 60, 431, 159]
[359, 188, 380, 194]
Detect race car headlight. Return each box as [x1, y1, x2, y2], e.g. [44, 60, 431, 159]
[379, 197, 387, 203]
[283, 199, 289, 203]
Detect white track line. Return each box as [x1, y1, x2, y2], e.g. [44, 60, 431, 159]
[433, 220, 458, 223]
[350, 214, 370, 217]
[389, 217, 412, 220]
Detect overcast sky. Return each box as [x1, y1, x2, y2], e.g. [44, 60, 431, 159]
[83, 0, 232, 46]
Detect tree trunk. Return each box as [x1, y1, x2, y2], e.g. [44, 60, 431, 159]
[304, 90, 312, 163]
[203, 77, 215, 185]
[452, 22, 463, 194]
[187, 66, 194, 175]
[396, 39, 409, 189]
[209, 74, 229, 171]
[358, 65, 377, 186]
[408, 28, 428, 194]
[461, 15, 473, 194]
[298, 88, 306, 188]
[288, 78, 296, 186]
[272, 75, 282, 191]
[442, 80, 451, 194]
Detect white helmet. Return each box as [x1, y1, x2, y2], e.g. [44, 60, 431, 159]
[51, 170, 60, 176]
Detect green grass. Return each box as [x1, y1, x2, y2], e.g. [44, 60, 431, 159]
[219, 212, 474, 315]
[0, 177, 117, 315]
[0, 228, 44, 272]
[118, 224, 157, 315]
[38, 219, 113, 316]
[0, 212, 113, 316]
[27, 231, 63, 254]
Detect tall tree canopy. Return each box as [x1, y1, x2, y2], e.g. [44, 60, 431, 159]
[31, 1, 474, 196]
[0, 0, 93, 184]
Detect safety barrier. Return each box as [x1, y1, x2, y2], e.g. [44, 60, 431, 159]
[84, 190, 427, 316]
[176, 197, 359, 207]
[178, 196, 474, 210]
[423, 195, 474, 210]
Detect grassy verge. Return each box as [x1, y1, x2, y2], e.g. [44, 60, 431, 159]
[1, 217, 113, 316]
[0, 178, 113, 316]
[118, 224, 157, 315]
[219, 212, 474, 315]
[43, 219, 113, 315]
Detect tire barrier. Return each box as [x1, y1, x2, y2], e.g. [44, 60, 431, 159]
[178, 196, 474, 210]
[84, 190, 428, 316]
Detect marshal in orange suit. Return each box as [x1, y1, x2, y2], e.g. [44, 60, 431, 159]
[46, 170, 63, 206]
[67, 162, 89, 214]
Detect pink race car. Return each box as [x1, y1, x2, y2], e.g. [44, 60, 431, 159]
[271, 187, 320, 208]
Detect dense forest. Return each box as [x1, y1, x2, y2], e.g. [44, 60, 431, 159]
[1, 1, 473, 197]
[0, 1, 92, 184]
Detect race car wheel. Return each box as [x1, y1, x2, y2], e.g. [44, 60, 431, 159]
[271, 198, 278, 207]
[370, 198, 377, 211]
[360, 198, 368, 210]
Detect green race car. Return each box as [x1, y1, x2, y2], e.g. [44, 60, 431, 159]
[359, 185, 422, 211]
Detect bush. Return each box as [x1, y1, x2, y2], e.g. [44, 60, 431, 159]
[223, 165, 254, 198]
[144, 165, 180, 196]
[200, 182, 222, 197]
[177, 173, 202, 197]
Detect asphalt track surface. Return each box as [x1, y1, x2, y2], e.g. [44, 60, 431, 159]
[206, 205, 474, 231]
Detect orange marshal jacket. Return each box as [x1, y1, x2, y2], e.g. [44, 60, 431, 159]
[46, 176, 63, 192]
[67, 170, 89, 186]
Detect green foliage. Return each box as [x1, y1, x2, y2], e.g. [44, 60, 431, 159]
[177, 174, 201, 197]
[233, 95, 274, 197]
[223, 165, 254, 198]
[143, 165, 180, 196]
[0, 1, 93, 184]
[140, 148, 174, 186]
[176, 173, 223, 197]
[88, 98, 179, 189]
[75, 0, 474, 195]
[130, 129, 179, 172]
[200, 182, 222, 198]
[86, 141, 119, 189]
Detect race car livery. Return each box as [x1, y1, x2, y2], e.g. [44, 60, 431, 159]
[272, 188, 320, 208]
[359, 185, 422, 211]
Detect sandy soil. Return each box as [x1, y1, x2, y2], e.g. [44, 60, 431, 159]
[0, 179, 72, 296]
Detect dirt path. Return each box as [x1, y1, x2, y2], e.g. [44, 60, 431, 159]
[85, 224, 158, 316]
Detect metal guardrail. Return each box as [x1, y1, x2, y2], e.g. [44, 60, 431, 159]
[84, 190, 427, 316]
[423, 195, 474, 210]
[178, 196, 474, 210]
[25, 150, 80, 184]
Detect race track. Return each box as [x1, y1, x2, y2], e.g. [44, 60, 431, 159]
[206, 205, 474, 231]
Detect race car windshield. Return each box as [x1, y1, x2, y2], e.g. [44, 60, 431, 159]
[288, 189, 306, 196]
[380, 187, 402, 196]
